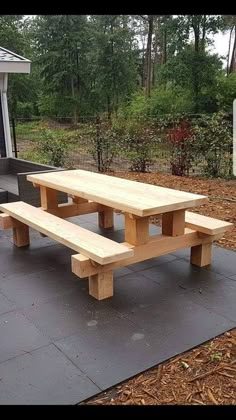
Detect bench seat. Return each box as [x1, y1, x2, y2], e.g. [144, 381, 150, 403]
[185, 211, 234, 235]
[0, 201, 133, 265]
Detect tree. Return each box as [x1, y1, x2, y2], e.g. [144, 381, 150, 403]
[140, 15, 155, 97]
[33, 15, 89, 120]
[88, 15, 138, 117]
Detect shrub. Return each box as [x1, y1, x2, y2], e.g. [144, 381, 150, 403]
[36, 128, 69, 167]
[90, 120, 118, 172]
[168, 119, 194, 176]
[191, 112, 233, 178]
[124, 121, 157, 172]
[217, 73, 236, 112]
[149, 87, 194, 118]
[16, 102, 35, 118]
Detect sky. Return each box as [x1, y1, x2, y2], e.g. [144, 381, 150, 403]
[209, 31, 230, 63]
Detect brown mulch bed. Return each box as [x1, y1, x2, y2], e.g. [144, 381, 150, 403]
[83, 172, 236, 406]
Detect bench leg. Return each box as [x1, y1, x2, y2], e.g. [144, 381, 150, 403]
[98, 208, 114, 229]
[190, 243, 212, 267]
[13, 222, 30, 247]
[89, 271, 114, 300]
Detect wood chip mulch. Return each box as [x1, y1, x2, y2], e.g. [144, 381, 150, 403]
[83, 172, 236, 405]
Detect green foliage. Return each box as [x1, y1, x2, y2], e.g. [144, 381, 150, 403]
[2, 15, 234, 121]
[217, 73, 236, 112]
[210, 352, 223, 362]
[15, 102, 35, 118]
[90, 120, 119, 172]
[36, 128, 69, 167]
[118, 91, 149, 120]
[122, 121, 157, 172]
[118, 87, 194, 120]
[191, 112, 233, 177]
[157, 47, 222, 113]
[149, 87, 194, 117]
[168, 119, 195, 176]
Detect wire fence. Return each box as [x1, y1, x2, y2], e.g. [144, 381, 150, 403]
[10, 114, 234, 178]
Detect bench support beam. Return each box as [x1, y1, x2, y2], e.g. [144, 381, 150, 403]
[0, 214, 16, 229]
[72, 229, 222, 280]
[89, 271, 114, 300]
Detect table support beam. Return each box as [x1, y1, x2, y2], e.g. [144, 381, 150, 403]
[125, 213, 149, 245]
[162, 210, 185, 236]
[40, 186, 58, 210]
[98, 206, 114, 229]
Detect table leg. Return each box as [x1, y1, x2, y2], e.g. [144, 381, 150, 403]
[125, 213, 149, 245]
[98, 206, 114, 228]
[40, 186, 58, 210]
[191, 243, 212, 267]
[162, 210, 185, 236]
[89, 271, 114, 300]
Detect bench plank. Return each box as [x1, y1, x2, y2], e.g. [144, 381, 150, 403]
[185, 211, 234, 235]
[0, 201, 133, 265]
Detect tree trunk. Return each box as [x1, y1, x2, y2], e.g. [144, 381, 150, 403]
[227, 26, 234, 76]
[161, 25, 167, 64]
[152, 17, 160, 87]
[192, 16, 200, 53]
[229, 25, 236, 74]
[201, 15, 206, 52]
[107, 96, 111, 120]
[71, 76, 77, 125]
[141, 46, 146, 87]
[145, 15, 154, 97]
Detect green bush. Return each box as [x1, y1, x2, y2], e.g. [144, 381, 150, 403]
[36, 128, 69, 167]
[118, 86, 194, 121]
[16, 102, 35, 118]
[191, 112, 233, 178]
[117, 90, 149, 120]
[217, 73, 236, 112]
[90, 120, 119, 172]
[123, 121, 157, 172]
[148, 87, 194, 118]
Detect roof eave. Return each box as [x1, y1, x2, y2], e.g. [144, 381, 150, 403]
[0, 61, 31, 74]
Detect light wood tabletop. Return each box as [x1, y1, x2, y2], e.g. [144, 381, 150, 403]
[27, 169, 208, 217]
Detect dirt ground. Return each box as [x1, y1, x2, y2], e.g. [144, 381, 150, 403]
[83, 172, 236, 406]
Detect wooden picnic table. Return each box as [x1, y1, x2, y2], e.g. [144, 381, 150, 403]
[27, 169, 208, 239]
[0, 169, 233, 300]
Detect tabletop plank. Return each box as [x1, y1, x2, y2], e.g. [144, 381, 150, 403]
[27, 170, 208, 217]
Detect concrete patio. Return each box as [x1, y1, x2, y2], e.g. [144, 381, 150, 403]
[0, 212, 235, 405]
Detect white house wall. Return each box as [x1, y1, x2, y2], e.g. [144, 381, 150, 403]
[0, 73, 12, 157]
